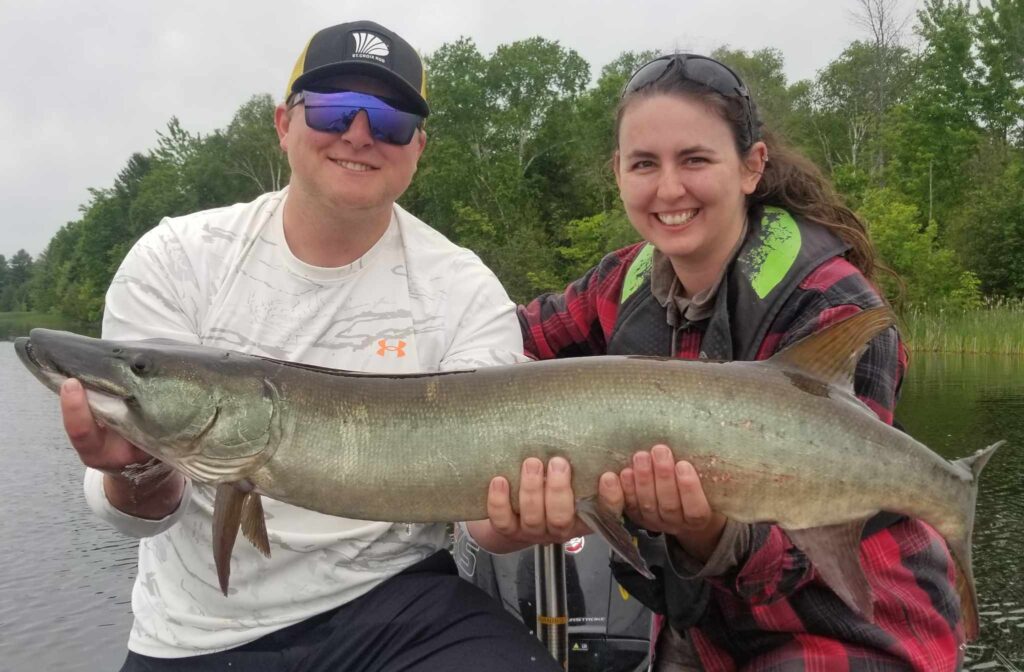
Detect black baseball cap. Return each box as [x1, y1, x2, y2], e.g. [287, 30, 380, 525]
[285, 20, 429, 117]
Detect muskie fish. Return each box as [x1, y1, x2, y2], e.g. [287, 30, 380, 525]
[14, 308, 1003, 639]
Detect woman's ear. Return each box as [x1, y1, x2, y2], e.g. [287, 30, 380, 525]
[741, 141, 768, 195]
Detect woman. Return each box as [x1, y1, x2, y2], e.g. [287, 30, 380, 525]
[475, 54, 962, 671]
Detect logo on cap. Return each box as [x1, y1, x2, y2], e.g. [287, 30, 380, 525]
[351, 31, 389, 64]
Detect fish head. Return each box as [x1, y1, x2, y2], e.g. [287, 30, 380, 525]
[16, 329, 280, 482]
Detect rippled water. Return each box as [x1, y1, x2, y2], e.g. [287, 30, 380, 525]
[0, 344, 136, 672]
[1, 344, 1022, 671]
[898, 354, 1024, 670]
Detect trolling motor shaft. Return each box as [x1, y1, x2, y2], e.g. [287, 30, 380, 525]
[535, 543, 568, 669]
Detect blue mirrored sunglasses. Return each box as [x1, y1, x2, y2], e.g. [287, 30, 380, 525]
[291, 90, 424, 145]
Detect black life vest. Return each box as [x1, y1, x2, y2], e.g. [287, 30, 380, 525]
[607, 205, 850, 360]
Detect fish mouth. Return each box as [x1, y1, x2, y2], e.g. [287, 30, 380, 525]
[16, 332, 133, 401]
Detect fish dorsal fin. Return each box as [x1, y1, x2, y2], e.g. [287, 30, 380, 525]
[768, 307, 894, 390]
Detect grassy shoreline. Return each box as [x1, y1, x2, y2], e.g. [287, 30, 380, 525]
[0, 311, 98, 340]
[902, 301, 1024, 355]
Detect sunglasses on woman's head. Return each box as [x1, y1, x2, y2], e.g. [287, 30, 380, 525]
[289, 90, 424, 146]
[624, 55, 759, 143]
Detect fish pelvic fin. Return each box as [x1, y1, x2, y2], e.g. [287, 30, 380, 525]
[576, 497, 654, 580]
[946, 439, 1007, 641]
[212, 483, 247, 596]
[241, 493, 271, 558]
[785, 520, 874, 622]
[768, 307, 894, 390]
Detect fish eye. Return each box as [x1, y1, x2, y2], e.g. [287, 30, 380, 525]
[130, 355, 153, 376]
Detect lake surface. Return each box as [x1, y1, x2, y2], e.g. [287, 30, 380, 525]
[0, 344, 1022, 671]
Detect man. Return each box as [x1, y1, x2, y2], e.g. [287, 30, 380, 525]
[60, 20, 570, 671]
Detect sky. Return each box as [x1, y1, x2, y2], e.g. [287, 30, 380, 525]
[0, 0, 920, 259]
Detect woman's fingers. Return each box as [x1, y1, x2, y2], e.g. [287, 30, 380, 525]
[631, 450, 661, 521]
[652, 445, 684, 525]
[597, 472, 624, 516]
[616, 446, 721, 538]
[675, 460, 714, 530]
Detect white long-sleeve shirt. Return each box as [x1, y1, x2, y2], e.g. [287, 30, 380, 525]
[83, 188, 526, 657]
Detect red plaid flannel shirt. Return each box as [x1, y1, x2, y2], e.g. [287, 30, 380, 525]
[519, 243, 963, 671]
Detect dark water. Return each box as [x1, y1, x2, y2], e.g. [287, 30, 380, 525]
[898, 354, 1024, 670]
[0, 346, 1022, 671]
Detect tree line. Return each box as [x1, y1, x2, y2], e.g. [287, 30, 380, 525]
[3, 0, 1021, 323]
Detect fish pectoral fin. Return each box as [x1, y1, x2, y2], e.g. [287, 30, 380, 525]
[784, 520, 874, 621]
[120, 457, 172, 484]
[212, 483, 247, 596]
[241, 493, 271, 558]
[767, 307, 894, 390]
[576, 498, 654, 580]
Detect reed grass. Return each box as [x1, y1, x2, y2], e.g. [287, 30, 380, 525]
[902, 298, 1024, 355]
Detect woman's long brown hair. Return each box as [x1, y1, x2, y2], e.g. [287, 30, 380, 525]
[614, 72, 886, 289]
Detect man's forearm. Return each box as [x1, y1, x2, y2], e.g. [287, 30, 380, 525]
[103, 471, 187, 520]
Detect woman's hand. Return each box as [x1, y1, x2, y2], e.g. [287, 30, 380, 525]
[465, 456, 594, 554]
[603, 444, 727, 562]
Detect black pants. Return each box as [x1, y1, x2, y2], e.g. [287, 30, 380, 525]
[120, 551, 560, 672]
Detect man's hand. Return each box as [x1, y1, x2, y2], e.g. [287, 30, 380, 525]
[465, 457, 594, 554]
[602, 444, 727, 562]
[61, 378, 185, 519]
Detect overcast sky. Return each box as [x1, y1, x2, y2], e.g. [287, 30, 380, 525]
[0, 0, 920, 258]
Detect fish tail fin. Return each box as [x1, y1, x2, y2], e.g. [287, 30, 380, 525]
[576, 498, 653, 579]
[948, 439, 1006, 641]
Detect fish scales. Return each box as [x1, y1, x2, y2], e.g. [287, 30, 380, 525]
[236, 355, 968, 535]
[14, 310, 1004, 638]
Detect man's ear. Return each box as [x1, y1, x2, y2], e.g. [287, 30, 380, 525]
[414, 127, 427, 159]
[274, 104, 291, 152]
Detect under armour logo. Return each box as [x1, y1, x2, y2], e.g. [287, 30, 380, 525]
[376, 339, 406, 358]
[350, 32, 389, 63]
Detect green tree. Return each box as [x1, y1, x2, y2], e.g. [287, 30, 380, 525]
[556, 209, 638, 281]
[975, 0, 1024, 147]
[568, 50, 657, 214]
[947, 152, 1024, 296]
[407, 36, 594, 299]
[2, 250, 34, 311]
[222, 95, 289, 194]
[0, 254, 9, 311]
[29, 223, 81, 314]
[406, 37, 492, 239]
[859, 188, 979, 307]
[811, 40, 913, 181]
[878, 0, 981, 231]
